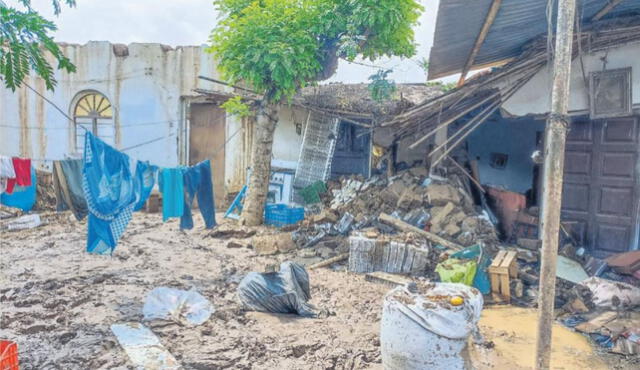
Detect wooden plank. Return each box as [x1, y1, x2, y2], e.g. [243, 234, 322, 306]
[378, 213, 463, 251]
[457, 0, 503, 86]
[365, 272, 411, 286]
[591, 0, 624, 22]
[308, 253, 349, 270]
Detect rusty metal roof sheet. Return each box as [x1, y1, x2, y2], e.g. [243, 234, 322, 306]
[428, 0, 640, 80]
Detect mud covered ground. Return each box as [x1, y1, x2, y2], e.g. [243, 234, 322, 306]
[0, 212, 637, 369]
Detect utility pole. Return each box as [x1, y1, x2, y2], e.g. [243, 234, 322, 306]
[535, 0, 577, 368]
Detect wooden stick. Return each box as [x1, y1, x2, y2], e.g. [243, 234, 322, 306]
[378, 213, 463, 251]
[430, 72, 535, 168]
[447, 156, 486, 193]
[308, 253, 349, 270]
[408, 90, 503, 150]
[458, 0, 503, 86]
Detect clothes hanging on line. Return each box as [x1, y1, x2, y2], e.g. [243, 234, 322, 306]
[6, 158, 32, 194]
[134, 161, 158, 212]
[159, 167, 184, 222]
[53, 159, 88, 221]
[82, 132, 140, 255]
[181, 160, 217, 230]
[0, 167, 37, 212]
[0, 155, 16, 194]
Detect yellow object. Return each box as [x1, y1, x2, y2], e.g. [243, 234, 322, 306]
[450, 296, 464, 306]
[372, 145, 385, 157]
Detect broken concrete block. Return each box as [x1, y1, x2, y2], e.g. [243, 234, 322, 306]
[312, 209, 338, 224]
[252, 233, 296, 255]
[442, 223, 461, 237]
[430, 202, 455, 227]
[461, 217, 480, 233]
[397, 188, 423, 211]
[448, 211, 467, 226]
[348, 235, 430, 275]
[425, 184, 461, 206]
[517, 238, 541, 251]
[349, 235, 385, 273]
[379, 188, 401, 207]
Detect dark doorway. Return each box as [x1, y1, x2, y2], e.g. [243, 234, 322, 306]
[562, 117, 640, 257]
[331, 121, 371, 178]
[189, 103, 226, 206]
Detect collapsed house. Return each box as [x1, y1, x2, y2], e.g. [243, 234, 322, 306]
[387, 3, 640, 259]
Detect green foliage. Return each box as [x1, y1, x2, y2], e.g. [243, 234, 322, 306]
[427, 80, 457, 92]
[0, 1, 77, 91]
[209, 0, 423, 103]
[417, 57, 429, 73]
[368, 69, 396, 103]
[221, 95, 253, 117]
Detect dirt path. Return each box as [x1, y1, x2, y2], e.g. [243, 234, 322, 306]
[0, 212, 635, 369]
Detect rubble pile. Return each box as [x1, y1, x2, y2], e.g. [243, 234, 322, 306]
[306, 166, 498, 248]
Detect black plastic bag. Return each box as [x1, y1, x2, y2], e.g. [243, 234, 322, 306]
[237, 262, 316, 317]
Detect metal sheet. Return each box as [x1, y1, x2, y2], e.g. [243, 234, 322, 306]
[429, 0, 640, 79]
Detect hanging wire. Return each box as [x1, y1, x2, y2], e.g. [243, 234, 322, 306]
[3, 80, 246, 165]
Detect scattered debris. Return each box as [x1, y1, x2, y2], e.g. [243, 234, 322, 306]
[2, 214, 42, 231]
[111, 323, 180, 369]
[252, 233, 296, 255]
[142, 287, 214, 326]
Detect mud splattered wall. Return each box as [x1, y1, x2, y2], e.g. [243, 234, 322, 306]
[0, 41, 226, 169]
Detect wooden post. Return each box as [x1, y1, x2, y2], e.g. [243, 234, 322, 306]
[535, 0, 576, 368]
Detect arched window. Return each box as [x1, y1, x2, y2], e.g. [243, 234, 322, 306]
[72, 91, 115, 152]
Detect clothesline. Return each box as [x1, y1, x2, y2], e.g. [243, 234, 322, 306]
[0, 119, 242, 163]
[0, 119, 179, 129]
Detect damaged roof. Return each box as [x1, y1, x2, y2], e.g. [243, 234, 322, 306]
[429, 0, 640, 80]
[297, 83, 445, 121]
[389, 15, 640, 143]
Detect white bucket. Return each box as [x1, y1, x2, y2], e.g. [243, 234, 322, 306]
[381, 282, 483, 370]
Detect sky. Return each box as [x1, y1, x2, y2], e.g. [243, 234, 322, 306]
[8, 0, 442, 84]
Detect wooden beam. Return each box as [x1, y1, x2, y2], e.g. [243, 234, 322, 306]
[308, 253, 349, 270]
[535, 0, 577, 367]
[378, 213, 463, 252]
[457, 0, 503, 86]
[591, 0, 625, 22]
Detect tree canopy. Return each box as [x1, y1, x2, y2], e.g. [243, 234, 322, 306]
[208, 0, 423, 103]
[0, 0, 76, 91]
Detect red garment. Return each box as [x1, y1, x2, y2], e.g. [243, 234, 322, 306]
[6, 158, 31, 193]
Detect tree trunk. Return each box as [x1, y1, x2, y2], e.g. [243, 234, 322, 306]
[240, 103, 279, 226]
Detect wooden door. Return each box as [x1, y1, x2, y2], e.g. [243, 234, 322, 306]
[189, 103, 226, 206]
[562, 117, 640, 257]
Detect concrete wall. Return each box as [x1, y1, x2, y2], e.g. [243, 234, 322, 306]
[503, 41, 640, 116]
[467, 117, 545, 194]
[271, 105, 307, 170]
[0, 41, 304, 196]
[0, 41, 226, 168]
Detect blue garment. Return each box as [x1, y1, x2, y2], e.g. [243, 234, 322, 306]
[82, 132, 138, 255]
[181, 160, 217, 230]
[134, 161, 158, 211]
[160, 168, 184, 221]
[1, 166, 36, 211]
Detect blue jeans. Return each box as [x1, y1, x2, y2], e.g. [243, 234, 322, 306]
[180, 160, 217, 230]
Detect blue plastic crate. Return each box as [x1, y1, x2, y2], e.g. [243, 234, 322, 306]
[264, 204, 305, 227]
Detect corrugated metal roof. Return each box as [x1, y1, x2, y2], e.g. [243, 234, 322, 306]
[428, 0, 640, 80]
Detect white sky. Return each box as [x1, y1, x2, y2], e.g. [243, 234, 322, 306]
[8, 0, 444, 84]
